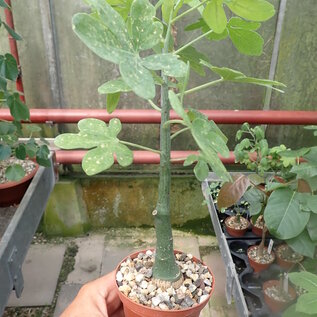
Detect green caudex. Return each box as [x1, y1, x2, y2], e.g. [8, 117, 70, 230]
[55, 0, 283, 282]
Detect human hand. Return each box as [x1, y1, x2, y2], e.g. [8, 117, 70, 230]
[61, 271, 124, 317]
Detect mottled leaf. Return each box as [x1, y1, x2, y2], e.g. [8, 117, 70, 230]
[119, 57, 155, 99]
[168, 91, 189, 124]
[194, 159, 209, 181]
[115, 143, 133, 166]
[5, 164, 25, 181]
[98, 78, 131, 94]
[130, 0, 163, 51]
[141, 53, 187, 77]
[183, 154, 198, 167]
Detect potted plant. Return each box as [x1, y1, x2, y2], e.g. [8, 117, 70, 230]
[275, 244, 304, 270]
[263, 273, 297, 313]
[224, 203, 250, 237]
[0, 2, 50, 207]
[54, 0, 282, 314]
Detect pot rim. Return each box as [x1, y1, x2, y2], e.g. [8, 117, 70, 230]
[262, 279, 297, 301]
[0, 163, 39, 190]
[247, 245, 276, 263]
[225, 215, 250, 230]
[115, 248, 215, 313]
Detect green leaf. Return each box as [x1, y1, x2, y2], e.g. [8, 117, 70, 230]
[0, 121, 16, 135]
[72, 13, 134, 64]
[224, 0, 275, 22]
[291, 162, 317, 179]
[0, 0, 10, 9]
[289, 272, 317, 293]
[130, 0, 163, 51]
[7, 93, 30, 121]
[287, 230, 316, 258]
[282, 304, 315, 317]
[0, 75, 7, 90]
[119, 57, 155, 99]
[202, 0, 227, 34]
[228, 17, 261, 30]
[0, 53, 18, 81]
[168, 91, 189, 124]
[15, 144, 26, 160]
[162, 0, 174, 22]
[304, 146, 317, 163]
[194, 160, 209, 181]
[296, 293, 317, 315]
[2, 22, 22, 40]
[191, 118, 229, 158]
[5, 164, 25, 181]
[0, 144, 11, 160]
[200, 61, 285, 91]
[25, 125, 42, 134]
[141, 53, 187, 77]
[25, 139, 38, 158]
[217, 174, 250, 209]
[183, 154, 198, 167]
[36, 145, 51, 167]
[98, 78, 131, 94]
[228, 26, 263, 56]
[307, 213, 317, 242]
[106, 92, 121, 114]
[264, 188, 310, 240]
[279, 147, 310, 158]
[259, 139, 268, 156]
[243, 187, 265, 216]
[307, 196, 317, 214]
[115, 143, 133, 166]
[177, 46, 209, 76]
[105, 0, 133, 20]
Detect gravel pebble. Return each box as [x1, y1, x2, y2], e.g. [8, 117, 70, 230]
[117, 251, 213, 311]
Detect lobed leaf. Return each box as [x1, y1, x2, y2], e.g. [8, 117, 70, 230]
[5, 164, 25, 181]
[98, 78, 131, 94]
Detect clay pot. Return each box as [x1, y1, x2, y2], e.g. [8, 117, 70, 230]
[263, 280, 296, 313]
[225, 216, 250, 237]
[247, 245, 275, 273]
[276, 244, 304, 270]
[0, 164, 39, 207]
[250, 217, 266, 237]
[115, 249, 215, 317]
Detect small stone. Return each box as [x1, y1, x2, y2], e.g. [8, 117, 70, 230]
[187, 253, 193, 259]
[204, 279, 212, 286]
[179, 253, 187, 261]
[116, 271, 123, 283]
[159, 292, 170, 302]
[135, 262, 143, 271]
[159, 303, 169, 310]
[184, 296, 195, 307]
[145, 261, 153, 268]
[164, 300, 173, 309]
[199, 294, 209, 304]
[152, 296, 161, 306]
[135, 273, 144, 283]
[166, 287, 175, 296]
[205, 286, 212, 293]
[144, 268, 153, 278]
[186, 270, 193, 278]
[147, 283, 156, 293]
[140, 280, 148, 289]
[146, 250, 153, 256]
[119, 285, 131, 296]
[189, 284, 197, 293]
[184, 278, 192, 286]
[191, 274, 199, 282]
[126, 273, 135, 281]
[137, 252, 145, 260]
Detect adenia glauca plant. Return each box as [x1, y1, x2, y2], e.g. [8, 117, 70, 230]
[218, 124, 317, 259]
[55, 0, 283, 287]
[0, 2, 50, 182]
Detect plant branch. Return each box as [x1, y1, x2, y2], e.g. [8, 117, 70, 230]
[119, 141, 160, 154]
[148, 99, 161, 112]
[171, 0, 209, 23]
[182, 78, 224, 96]
[171, 127, 190, 140]
[174, 29, 214, 54]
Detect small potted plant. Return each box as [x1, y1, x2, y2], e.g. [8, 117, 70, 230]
[224, 204, 250, 237]
[263, 273, 297, 313]
[54, 0, 282, 315]
[275, 244, 304, 270]
[0, 3, 50, 207]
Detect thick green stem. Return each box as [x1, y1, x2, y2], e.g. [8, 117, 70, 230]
[152, 18, 181, 283]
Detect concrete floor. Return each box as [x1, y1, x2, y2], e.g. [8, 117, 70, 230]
[3, 228, 238, 317]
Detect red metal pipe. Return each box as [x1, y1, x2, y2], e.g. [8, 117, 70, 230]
[55, 150, 236, 165]
[4, 0, 25, 102]
[1, 108, 317, 125]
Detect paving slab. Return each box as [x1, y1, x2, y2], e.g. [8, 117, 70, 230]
[53, 283, 82, 317]
[66, 234, 105, 284]
[7, 244, 65, 307]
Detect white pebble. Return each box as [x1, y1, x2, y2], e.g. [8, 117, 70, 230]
[152, 296, 161, 306]
[116, 271, 123, 282]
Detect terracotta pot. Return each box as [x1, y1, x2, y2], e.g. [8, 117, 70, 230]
[115, 249, 215, 317]
[250, 218, 266, 237]
[225, 216, 249, 237]
[263, 280, 296, 313]
[247, 245, 275, 273]
[276, 244, 304, 270]
[0, 164, 39, 207]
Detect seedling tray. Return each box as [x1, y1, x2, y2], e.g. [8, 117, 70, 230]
[202, 173, 287, 317]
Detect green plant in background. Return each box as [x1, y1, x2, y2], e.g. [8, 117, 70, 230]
[283, 271, 317, 317]
[55, 0, 282, 284]
[218, 124, 317, 258]
[0, 2, 50, 181]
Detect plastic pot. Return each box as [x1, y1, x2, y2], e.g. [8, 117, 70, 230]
[115, 249, 215, 317]
[0, 163, 39, 207]
[225, 216, 249, 238]
[276, 244, 304, 270]
[247, 245, 275, 273]
[263, 280, 296, 313]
